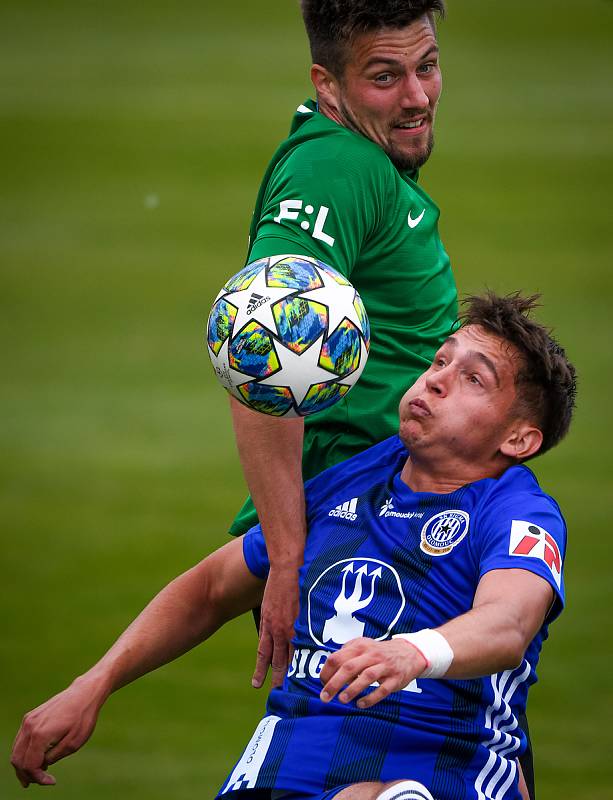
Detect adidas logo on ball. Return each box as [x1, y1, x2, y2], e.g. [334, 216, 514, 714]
[246, 292, 270, 315]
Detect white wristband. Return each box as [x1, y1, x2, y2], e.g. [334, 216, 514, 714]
[393, 629, 454, 679]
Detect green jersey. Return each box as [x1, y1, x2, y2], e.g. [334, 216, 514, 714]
[230, 100, 457, 537]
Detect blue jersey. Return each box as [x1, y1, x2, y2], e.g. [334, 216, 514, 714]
[219, 437, 566, 800]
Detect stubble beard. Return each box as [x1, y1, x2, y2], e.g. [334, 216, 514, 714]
[337, 98, 434, 172]
[387, 131, 434, 172]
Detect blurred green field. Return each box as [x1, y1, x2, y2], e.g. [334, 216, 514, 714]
[1, 1, 612, 797]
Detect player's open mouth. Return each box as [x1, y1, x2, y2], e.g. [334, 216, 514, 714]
[393, 119, 428, 139]
[396, 120, 424, 129]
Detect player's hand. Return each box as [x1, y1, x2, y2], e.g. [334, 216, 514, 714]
[252, 566, 299, 690]
[319, 637, 427, 709]
[11, 676, 107, 787]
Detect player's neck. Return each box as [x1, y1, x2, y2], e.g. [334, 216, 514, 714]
[400, 454, 507, 495]
[317, 97, 344, 127]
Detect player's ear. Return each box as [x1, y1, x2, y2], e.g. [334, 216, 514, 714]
[311, 64, 341, 111]
[500, 424, 543, 462]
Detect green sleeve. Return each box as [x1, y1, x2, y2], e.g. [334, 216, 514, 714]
[249, 134, 389, 278]
[229, 495, 258, 539]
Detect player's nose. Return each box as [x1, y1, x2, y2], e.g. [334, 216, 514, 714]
[425, 368, 449, 397]
[399, 73, 429, 111]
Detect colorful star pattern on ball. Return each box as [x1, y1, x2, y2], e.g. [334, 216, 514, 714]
[318, 319, 361, 376]
[206, 255, 370, 417]
[273, 296, 328, 354]
[267, 256, 324, 290]
[228, 321, 279, 379]
[207, 297, 238, 356]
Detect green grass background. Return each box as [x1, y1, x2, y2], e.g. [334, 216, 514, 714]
[1, 1, 612, 797]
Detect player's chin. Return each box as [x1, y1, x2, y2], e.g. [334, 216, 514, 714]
[387, 137, 433, 172]
[398, 418, 425, 448]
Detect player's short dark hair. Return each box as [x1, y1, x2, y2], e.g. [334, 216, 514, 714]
[300, 0, 446, 77]
[459, 291, 577, 458]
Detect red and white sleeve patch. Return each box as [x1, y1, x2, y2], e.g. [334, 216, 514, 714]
[508, 520, 562, 590]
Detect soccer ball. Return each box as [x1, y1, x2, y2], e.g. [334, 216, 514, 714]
[206, 254, 370, 417]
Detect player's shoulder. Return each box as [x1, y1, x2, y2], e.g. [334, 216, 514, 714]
[491, 463, 560, 503]
[269, 119, 392, 225]
[282, 111, 392, 178]
[475, 463, 565, 525]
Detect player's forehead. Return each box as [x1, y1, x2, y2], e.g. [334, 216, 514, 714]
[344, 15, 438, 73]
[442, 325, 522, 382]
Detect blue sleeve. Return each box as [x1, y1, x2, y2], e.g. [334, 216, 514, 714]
[242, 525, 270, 580]
[476, 490, 567, 622]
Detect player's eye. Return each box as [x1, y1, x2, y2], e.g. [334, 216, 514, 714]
[374, 73, 395, 85]
[418, 61, 437, 75]
[468, 374, 482, 386]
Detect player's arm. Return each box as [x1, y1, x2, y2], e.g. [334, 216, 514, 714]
[11, 538, 264, 788]
[230, 396, 306, 689]
[436, 568, 553, 677]
[319, 568, 553, 708]
[232, 128, 382, 689]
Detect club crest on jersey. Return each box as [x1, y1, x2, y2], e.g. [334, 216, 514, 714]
[420, 510, 470, 556]
[307, 558, 405, 648]
[509, 520, 562, 589]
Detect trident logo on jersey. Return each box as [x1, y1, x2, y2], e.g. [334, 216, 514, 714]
[322, 562, 381, 644]
[307, 558, 405, 648]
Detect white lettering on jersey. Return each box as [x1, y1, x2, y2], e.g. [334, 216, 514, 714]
[274, 199, 302, 224]
[329, 497, 358, 521]
[287, 646, 422, 694]
[379, 498, 424, 519]
[312, 205, 335, 246]
[508, 520, 562, 589]
[273, 199, 336, 247]
[221, 715, 281, 792]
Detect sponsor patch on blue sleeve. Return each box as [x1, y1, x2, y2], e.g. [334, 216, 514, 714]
[508, 519, 562, 590]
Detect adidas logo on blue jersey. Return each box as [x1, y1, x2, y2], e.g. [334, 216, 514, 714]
[329, 497, 358, 521]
